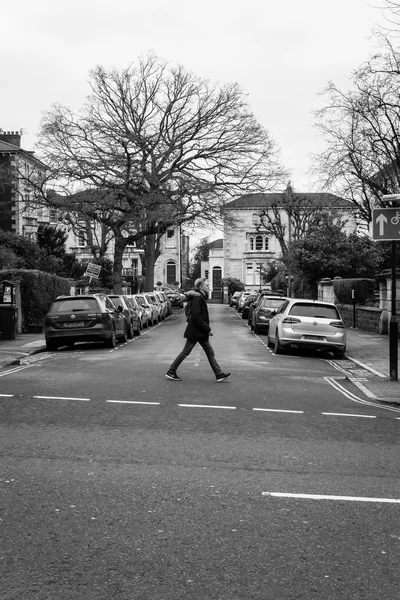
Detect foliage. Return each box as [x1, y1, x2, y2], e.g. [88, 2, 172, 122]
[0, 269, 70, 330]
[36, 224, 68, 258]
[188, 238, 210, 285]
[285, 221, 387, 287]
[221, 277, 245, 296]
[333, 278, 376, 305]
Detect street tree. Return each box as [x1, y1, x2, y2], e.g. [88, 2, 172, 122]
[35, 53, 287, 292]
[313, 36, 400, 227]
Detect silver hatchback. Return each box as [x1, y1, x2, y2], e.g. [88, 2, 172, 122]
[267, 299, 347, 359]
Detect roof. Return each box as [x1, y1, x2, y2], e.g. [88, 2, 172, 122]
[224, 192, 354, 210]
[0, 140, 20, 152]
[0, 140, 46, 168]
[208, 238, 223, 249]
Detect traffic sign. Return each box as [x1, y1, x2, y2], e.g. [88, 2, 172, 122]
[372, 208, 400, 241]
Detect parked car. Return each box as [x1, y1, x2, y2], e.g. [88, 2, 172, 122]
[166, 290, 184, 308]
[237, 291, 253, 313]
[241, 293, 258, 320]
[44, 294, 127, 350]
[125, 295, 146, 331]
[230, 291, 242, 308]
[109, 294, 141, 337]
[252, 295, 288, 334]
[135, 294, 156, 326]
[158, 290, 172, 316]
[267, 298, 347, 359]
[146, 292, 163, 321]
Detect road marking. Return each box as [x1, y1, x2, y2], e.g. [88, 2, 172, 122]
[0, 365, 33, 377]
[33, 395, 90, 401]
[262, 492, 400, 503]
[325, 376, 400, 413]
[106, 400, 160, 405]
[0, 394, 14, 397]
[253, 408, 304, 414]
[178, 404, 236, 410]
[321, 412, 376, 418]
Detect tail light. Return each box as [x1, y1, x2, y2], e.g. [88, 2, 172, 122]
[282, 317, 301, 324]
[329, 321, 344, 328]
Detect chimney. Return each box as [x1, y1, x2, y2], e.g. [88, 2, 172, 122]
[0, 130, 21, 148]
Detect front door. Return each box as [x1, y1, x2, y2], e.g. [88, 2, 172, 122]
[212, 267, 222, 301]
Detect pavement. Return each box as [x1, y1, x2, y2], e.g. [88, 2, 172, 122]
[0, 327, 399, 404]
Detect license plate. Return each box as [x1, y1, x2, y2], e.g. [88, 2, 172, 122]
[303, 335, 323, 341]
[63, 322, 85, 328]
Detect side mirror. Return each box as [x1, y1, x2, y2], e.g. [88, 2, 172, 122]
[271, 310, 277, 316]
[117, 305, 123, 313]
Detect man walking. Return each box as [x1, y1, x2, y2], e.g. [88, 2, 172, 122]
[166, 278, 231, 382]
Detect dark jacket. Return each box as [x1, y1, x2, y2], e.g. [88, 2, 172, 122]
[184, 290, 211, 341]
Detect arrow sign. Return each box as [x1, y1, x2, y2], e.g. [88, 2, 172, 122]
[376, 213, 387, 235]
[372, 208, 400, 241]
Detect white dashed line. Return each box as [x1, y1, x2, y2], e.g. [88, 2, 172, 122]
[33, 395, 90, 401]
[253, 408, 304, 414]
[262, 492, 400, 503]
[321, 412, 376, 418]
[0, 393, 14, 397]
[178, 404, 236, 410]
[106, 400, 160, 405]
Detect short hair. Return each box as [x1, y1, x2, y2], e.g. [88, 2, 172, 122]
[194, 277, 206, 290]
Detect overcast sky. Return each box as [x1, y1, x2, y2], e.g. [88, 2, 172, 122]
[3, 0, 386, 194]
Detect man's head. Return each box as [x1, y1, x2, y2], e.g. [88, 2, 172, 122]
[194, 278, 209, 294]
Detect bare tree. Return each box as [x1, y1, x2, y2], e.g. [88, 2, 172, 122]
[35, 53, 287, 291]
[313, 37, 400, 227]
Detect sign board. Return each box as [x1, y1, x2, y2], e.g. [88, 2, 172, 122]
[372, 208, 400, 241]
[85, 263, 101, 278]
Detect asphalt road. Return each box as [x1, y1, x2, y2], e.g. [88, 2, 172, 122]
[1, 305, 400, 600]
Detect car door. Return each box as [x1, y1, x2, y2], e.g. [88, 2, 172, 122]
[269, 300, 289, 340]
[104, 295, 125, 335]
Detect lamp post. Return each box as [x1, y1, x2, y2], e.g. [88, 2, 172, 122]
[286, 181, 293, 298]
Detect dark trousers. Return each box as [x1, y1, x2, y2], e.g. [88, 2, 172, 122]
[169, 338, 222, 376]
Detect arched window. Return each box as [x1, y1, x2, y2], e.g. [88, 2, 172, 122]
[249, 237, 254, 250]
[255, 235, 263, 250]
[166, 260, 177, 285]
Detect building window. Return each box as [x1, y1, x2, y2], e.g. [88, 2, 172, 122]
[166, 229, 175, 247]
[77, 234, 86, 247]
[166, 261, 177, 284]
[246, 264, 253, 285]
[252, 213, 260, 227]
[49, 209, 58, 223]
[255, 235, 263, 250]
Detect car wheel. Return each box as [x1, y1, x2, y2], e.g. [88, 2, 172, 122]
[46, 341, 59, 351]
[267, 334, 273, 347]
[334, 347, 346, 360]
[241, 312, 247, 319]
[254, 323, 261, 335]
[105, 328, 117, 348]
[250, 320, 254, 331]
[127, 322, 134, 339]
[274, 334, 284, 355]
[134, 323, 141, 336]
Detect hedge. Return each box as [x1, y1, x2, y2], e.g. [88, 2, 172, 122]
[333, 278, 376, 305]
[0, 269, 70, 331]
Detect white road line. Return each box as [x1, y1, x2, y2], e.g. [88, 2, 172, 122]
[106, 400, 160, 405]
[325, 376, 400, 414]
[33, 395, 90, 401]
[322, 412, 376, 418]
[253, 408, 304, 414]
[178, 404, 236, 409]
[262, 492, 400, 503]
[0, 394, 14, 397]
[0, 365, 33, 377]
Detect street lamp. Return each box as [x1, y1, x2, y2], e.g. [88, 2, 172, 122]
[286, 181, 293, 298]
[382, 194, 400, 380]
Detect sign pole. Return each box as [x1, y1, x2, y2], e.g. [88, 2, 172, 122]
[390, 240, 398, 380]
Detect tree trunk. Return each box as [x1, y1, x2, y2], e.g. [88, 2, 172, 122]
[113, 237, 126, 293]
[143, 234, 156, 292]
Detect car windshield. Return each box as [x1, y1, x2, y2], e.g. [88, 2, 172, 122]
[136, 297, 145, 306]
[50, 299, 99, 312]
[109, 297, 123, 307]
[289, 303, 340, 319]
[262, 298, 286, 309]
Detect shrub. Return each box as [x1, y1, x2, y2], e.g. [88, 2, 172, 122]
[333, 278, 376, 305]
[0, 269, 70, 331]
